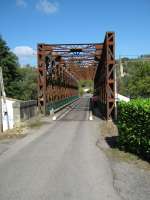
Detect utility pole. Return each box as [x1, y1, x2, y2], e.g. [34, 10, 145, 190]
[119, 56, 124, 77]
[114, 64, 117, 120]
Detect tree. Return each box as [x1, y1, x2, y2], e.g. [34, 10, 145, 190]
[0, 35, 21, 97]
[0, 36, 37, 101]
[16, 67, 37, 100]
[119, 61, 150, 98]
[78, 80, 94, 96]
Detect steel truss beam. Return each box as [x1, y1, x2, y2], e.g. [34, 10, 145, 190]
[38, 32, 116, 119]
[94, 32, 115, 120]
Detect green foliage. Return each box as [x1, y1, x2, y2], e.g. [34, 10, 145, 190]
[78, 80, 93, 96]
[14, 67, 37, 100]
[118, 61, 150, 98]
[0, 35, 21, 97]
[117, 99, 150, 160]
[79, 87, 84, 96]
[0, 36, 37, 101]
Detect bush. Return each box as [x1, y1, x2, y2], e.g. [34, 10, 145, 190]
[117, 99, 150, 160]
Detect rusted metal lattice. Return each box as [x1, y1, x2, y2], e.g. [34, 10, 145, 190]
[37, 32, 116, 119]
[94, 32, 116, 119]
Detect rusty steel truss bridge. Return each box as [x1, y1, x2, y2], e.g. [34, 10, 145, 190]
[37, 32, 116, 120]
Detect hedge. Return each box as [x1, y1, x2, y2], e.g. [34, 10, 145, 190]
[117, 99, 150, 160]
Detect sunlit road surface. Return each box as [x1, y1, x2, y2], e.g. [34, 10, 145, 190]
[0, 97, 121, 200]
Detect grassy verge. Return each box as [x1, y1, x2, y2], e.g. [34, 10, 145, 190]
[104, 148, 150, 171]
[0, 127, 26, 140]
[0, 116, 45, 140]
[98, 120, 150, 170]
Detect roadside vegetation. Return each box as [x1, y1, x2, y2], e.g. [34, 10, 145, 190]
[118, 60, 150, 98]
[78, 80, 93, 96]
[115, 60, 150, 161]
[0, 35, 37, 101]
[0, 116, 45, 140]
[117, 99, 150, 161]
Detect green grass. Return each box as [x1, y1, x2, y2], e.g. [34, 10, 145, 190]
[99, 119, 150, 171]
[104, 148, 150, 171]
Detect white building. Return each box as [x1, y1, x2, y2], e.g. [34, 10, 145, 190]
[1, 97, 15, 131]
[117, 94, 130, 102]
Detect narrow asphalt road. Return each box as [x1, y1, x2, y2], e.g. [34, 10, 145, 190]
[0, 97, 121, 200]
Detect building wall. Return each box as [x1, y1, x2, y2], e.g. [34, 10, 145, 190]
[13, 100, 37, 125]
[20, 100, 37, 121]
[1, 98, 15, 131]
[0, 98, 37, 132]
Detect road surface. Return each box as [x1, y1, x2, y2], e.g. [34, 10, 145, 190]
[0, 97, 121, 200]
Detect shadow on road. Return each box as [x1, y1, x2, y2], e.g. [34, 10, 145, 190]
[105, 136, 118, 148]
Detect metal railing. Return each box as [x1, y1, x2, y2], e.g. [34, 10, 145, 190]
[47, 96, 79, 114]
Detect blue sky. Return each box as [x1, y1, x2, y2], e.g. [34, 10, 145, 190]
[0, 0, 150, 65]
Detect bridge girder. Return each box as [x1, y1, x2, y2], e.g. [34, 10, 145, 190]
[37, 32, 116, 119]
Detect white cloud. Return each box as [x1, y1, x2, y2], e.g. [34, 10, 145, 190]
[13, 46, 36, 58]
[36, 0, 59, 14]
[13, 46, 37, 65]
[16, 0, 27, 7]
